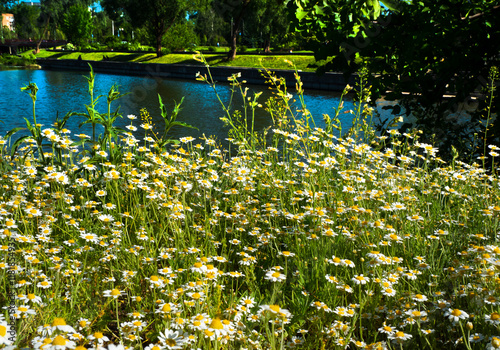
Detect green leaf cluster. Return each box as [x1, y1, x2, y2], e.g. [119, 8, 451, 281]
[290, 0, 500, 152]
[61, 3, 93, 47]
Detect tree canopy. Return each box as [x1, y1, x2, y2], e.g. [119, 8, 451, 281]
[10, 2, 40, 39]
[290, 0, 500, 150]
[101, 0, 194, 57]
[61, 3, 93, 47]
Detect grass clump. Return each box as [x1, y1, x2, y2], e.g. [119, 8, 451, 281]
[0, 53, 36, 67]
[1, 59, 500, 350]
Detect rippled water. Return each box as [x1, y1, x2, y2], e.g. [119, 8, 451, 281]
[0, 68, 358, 142]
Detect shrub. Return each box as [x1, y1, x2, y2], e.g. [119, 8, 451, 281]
[80, 44, 94, 51]
[128, 42, 142, 51]
[103, 35, 121, 50]
[162, 21, 198, 51]
[63, 43, 76, 51]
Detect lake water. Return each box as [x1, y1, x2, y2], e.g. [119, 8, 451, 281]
[0, 68, 361, 143]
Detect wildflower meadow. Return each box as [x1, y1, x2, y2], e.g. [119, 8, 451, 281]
[1, 58, 500, 350]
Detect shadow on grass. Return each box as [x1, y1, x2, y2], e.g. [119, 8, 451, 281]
[146, 55, 228, 66]
[184, 55, 227, 65]
[108, 53, 155, 63]
[41, 52, 67, 59]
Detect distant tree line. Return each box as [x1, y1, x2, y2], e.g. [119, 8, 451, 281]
[1, 0, 305, 59]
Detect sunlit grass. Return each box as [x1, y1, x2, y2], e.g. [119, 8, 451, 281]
[34, 50, 316, 71]
[1, 63, 500, 350]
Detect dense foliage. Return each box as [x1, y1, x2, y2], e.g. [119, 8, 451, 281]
[61, 4, 93, 48]
[1, 0, 300, 58]
[101, 0, 200, 57]
[289, 0, 500, 153]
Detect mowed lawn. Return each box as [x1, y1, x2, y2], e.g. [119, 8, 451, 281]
[33, 50, 317, 72]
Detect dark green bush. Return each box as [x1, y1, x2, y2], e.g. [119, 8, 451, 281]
[103, 36, 121, 50]
[162, 21, 198, 51]
[0, 54, 35, 66]
[63, 43, 76, 51]
[128, 41, 142, 51]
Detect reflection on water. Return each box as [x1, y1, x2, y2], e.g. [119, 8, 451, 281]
[0, 69, 359, 142]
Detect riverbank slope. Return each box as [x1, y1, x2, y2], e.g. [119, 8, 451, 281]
[33, 49, 317, 72]
[35, 52, 355, 92]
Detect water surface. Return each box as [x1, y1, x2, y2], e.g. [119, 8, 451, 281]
[0, 69, 358, 142]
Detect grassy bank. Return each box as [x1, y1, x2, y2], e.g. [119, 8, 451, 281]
[33, 49, 317, 72]
[0, 53, 37, 67]
[1, 63, 500, 350]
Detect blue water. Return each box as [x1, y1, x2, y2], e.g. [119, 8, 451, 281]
[0, 68, 358, 142]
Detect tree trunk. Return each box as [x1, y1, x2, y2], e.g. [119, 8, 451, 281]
[34, 14, 51, 54]
[228, 34, 238, 61]
[154, 17, 176, 58]
[227, 0, 251, 61]
[263, 37, 271, 53]
[156, 33, 163, 57]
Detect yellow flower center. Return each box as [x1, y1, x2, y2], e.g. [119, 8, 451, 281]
[111, 289, 121, 296]
[269, 305, 280, 313]
[451, 309, 462, 317]
[52, 335, 68, 346]
[210, 318, 224, 330]
[165, 339, 177, 347]
[0, 325, 6, 337]
[395, 331, 405, 338]
[52, 317, 67, 326]
[94, 332, 103, 339]
[491, 313, 500, 321]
